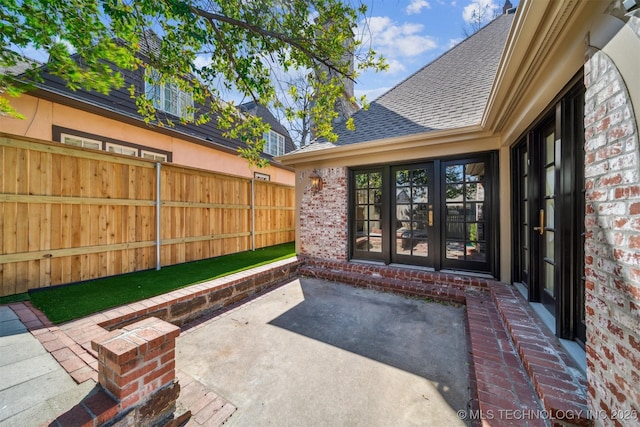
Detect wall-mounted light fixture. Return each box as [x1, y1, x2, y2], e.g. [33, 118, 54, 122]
[309, 170, 323, 192]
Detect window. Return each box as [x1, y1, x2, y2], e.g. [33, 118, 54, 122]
[61, 134, 101, 150]
[55, 128, 172, 163]
[106, 142, 137, 157]
[145, 68, 194, 121]
[141, 151, 168, 162]
[254, 172, 271, 181]
[263, 130, 285, 156]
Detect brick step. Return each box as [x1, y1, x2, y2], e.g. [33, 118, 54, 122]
[466, 292, 548, 427]
[492, 285, 590, 426]
[298, 264, 466, 304]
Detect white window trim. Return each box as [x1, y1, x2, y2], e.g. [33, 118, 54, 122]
[145, 68, 194, 121]
[106, 142, 137, 157]
[141, 150, 168, 162]
[61, 133, 102, 150]
[263, 130, 285, 157]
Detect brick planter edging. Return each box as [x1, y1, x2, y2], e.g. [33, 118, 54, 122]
[298, 257, 590, 426]
[298, 257, 492, 305]
[11, 258, 301, 427]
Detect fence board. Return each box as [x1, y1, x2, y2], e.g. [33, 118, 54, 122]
[0, 134, 294, 296]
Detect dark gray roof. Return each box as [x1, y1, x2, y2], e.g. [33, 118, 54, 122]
[300, 13, 514, 151]
[240, 101, 297, 153]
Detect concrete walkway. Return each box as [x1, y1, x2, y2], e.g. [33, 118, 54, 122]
[177, 278, 470, 426]
[0, 306, 96, 427]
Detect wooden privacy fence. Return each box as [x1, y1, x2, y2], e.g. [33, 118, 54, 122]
[0, 134, 295, 296]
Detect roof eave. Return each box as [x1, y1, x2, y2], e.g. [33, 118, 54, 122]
[276, 125, 493, 167]
[482, 0, 599, 141]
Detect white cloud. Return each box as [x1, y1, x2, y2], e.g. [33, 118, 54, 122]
[462, 0, 499, 24]
[406, 0, 431, 15]
[385, 58, 407, 74]
[447, 37, 463, 48]
[359, 16, 438, 65]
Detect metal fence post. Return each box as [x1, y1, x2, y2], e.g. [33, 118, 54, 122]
[156, 162, 161, 270]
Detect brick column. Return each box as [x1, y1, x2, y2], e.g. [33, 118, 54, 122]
[92, 317, 180, 425]
[299, 167, 348, 261]
[584, 46, 640, 424]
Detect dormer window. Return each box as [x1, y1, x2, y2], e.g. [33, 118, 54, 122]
[145, 68, 194, 121]
[263, 129, 285, 156]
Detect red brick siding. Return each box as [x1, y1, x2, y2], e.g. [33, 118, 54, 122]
[299, 167, 348, 261]
[584, 49, 640, 426]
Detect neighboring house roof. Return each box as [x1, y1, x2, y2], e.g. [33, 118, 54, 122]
[292, 13, 514, 154]
[8, 38, 294, 161]
[239, 101, 297, 153]
[1, 58, 42, 76]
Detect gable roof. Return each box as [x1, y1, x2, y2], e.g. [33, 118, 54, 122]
[292, 13, 514, 153]
[8, 36, 294, 162]
[239, 101, 296, 153]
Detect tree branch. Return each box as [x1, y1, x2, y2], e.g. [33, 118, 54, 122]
[189, 5, 354, 82]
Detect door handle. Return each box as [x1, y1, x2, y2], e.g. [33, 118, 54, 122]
[533, 209, 544, 235]
[428, 205, 433, 226]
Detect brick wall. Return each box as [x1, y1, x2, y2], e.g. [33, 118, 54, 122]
[299, 167, 348, 261]
[584, 46, 640, 425]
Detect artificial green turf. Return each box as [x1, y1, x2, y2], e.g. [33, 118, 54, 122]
[29, 242, 295, 324]
[0, 292, 30, 305]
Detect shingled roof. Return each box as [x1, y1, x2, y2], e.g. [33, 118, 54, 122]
[297, 13, 514, 152]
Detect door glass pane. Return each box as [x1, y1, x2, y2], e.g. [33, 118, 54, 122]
[465, 163, 484, 181]
[396, 205, 411, 221]
[412, 186, 429, 203]
[412, 239, 429, 257]
[446, 185, 463, 201]
[396, 188, 410, 202]
[545, 230, 554, 260]
[413, 204, 428, 221]
[393, 166, 431, 261]
[354, 171, 383, 255]
[546, 166, 555, 196]
[544, 262, 554, 294]
[545, 199, 554, 229]
[444, 161, 487, 263]
[369, 236, 382, 252]
[356, 190, 368, 204]
[396, 170, 410, 186]
[467, 242, 486, 262]
[446, 165, 463, 183]
[546, 132, 555, 164]
[446, 241, 465, 259]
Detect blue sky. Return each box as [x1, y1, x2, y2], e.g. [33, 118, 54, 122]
[353, 0, 517, 100]
[11, 0, 517, 116]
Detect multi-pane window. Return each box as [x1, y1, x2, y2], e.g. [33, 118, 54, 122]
[141, 151, 168, 162]
[59, 132, 169, 162]
[145, 68, 194, 121]
[263, 130, 285, 156]
[61, 134, 101, 150]
[106, 142, 137, 157]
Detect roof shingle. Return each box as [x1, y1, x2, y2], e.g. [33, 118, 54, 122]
[298, 13, 514, 152]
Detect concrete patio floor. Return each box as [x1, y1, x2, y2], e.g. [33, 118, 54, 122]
[1, 257, 589, 426]
[177, 277, 470, 427]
